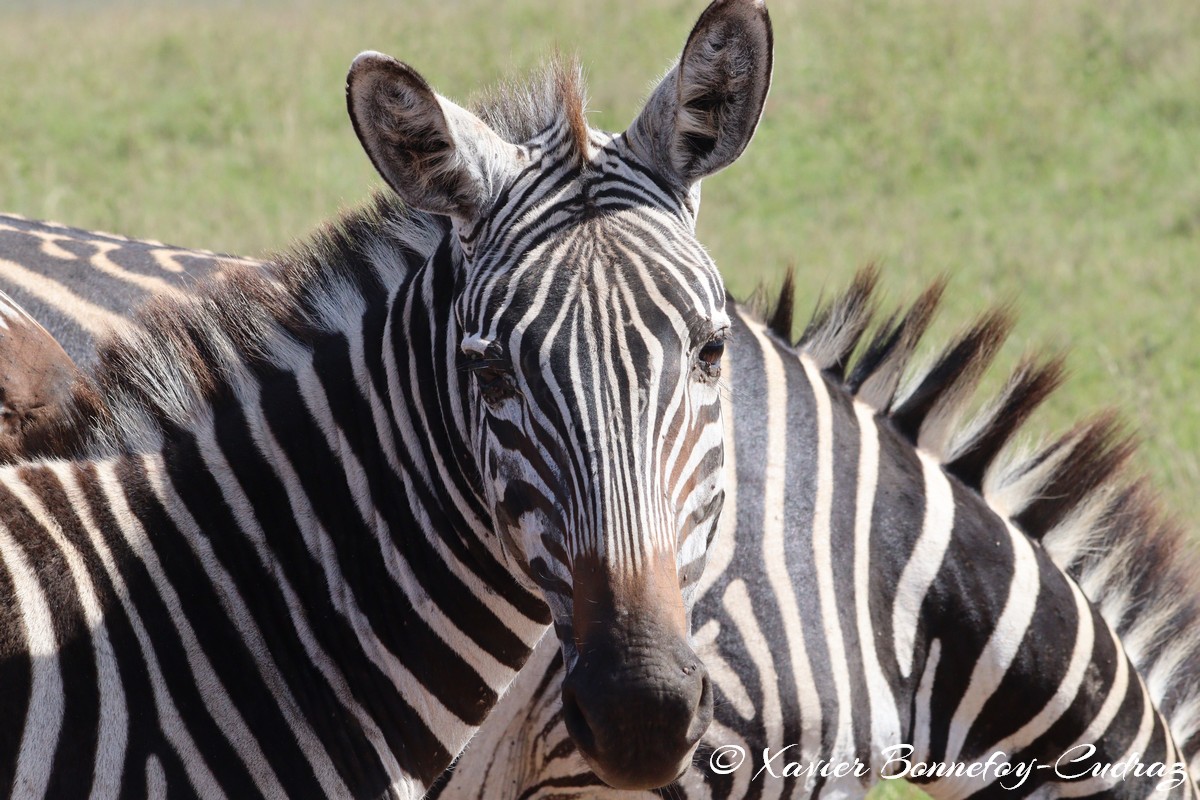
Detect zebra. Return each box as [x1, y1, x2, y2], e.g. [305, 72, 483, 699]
[0, 0, 774, 795]
[0, 217, 245, 461]
[0, 212, 257, 368]
[9, 254, 1197, 800]
[430, 269, 1200, 799]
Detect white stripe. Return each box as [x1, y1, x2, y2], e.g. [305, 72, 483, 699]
[0, 518, 63, 798]
[1057, 670, 1158, 797]
[145, 754, 167, 800]
[0, 256, 127, 335]
[981, 572, 1095, 777]
[800, 354, 855, 761]
[893, 452, 956, 678]
[852, 399, 902, 769]
[723, 578, 786, 800]
[944, 524, 1042, 763]
[910, 638, 942, 768]
[743, 316, 824, 784]
[693, 619, 755, 721]
[694, 342, 737, 604]
[87, 240, 188, 296]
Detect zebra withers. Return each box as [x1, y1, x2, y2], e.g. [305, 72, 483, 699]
[0, 0, 774, 796]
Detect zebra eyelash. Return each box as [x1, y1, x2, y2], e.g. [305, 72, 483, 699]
[460, 350, 521, 406]
[694, 329, 729, 382]
[459, 356, 511, 373]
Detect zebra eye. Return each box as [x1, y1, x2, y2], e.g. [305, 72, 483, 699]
[474, 365, 518, 407]
[697, 338, 725, 379]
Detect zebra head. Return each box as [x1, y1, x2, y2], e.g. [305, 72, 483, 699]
[347, 0, 771, 789]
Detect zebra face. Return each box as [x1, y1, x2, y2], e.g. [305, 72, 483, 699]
[458, 223, 730, 787]
[348, 0, 772, 789]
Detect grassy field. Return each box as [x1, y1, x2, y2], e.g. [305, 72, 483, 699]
[1, 3, 1197, 793]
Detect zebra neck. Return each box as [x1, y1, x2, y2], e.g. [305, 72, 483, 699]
[722, 306, 1194, 796]
[855, 411, 1194, 796]
[0, 220, 554, 798]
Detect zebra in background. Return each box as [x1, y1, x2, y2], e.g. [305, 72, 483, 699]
[0, 220, 243, 460]
[0, 213, 257, 367]
[433, 269, 1200, 799]
[0, 0, 774, 795]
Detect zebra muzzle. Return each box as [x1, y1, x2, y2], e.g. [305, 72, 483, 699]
[560, 554, 713, 789]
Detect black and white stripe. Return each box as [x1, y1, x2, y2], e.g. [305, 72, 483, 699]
[0, 2, 775, 794]
[436, 270, 1200, 800]
[0, 212, 256, 367]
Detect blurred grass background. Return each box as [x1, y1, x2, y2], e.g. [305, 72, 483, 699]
[0, 5, 1197, 794]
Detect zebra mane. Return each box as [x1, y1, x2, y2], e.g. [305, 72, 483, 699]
[469, 56, 591, 160]
[20, 193, 441, 459]
[758, 265, 1200, 763]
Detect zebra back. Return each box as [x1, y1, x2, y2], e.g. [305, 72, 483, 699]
[0, 213, 259, 367]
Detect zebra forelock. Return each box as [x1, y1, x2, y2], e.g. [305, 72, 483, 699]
[470, 57, 591, 167]
[771, 268, 1200, 776]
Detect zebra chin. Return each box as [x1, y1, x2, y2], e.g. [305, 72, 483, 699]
[557, 552, 713, 790]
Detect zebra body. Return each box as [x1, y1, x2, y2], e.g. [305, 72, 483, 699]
[7, 9, 1197, 800]
[0, 1, 775, 795]
[435, 273, 1200, 800]
[0, 213, 254, 367]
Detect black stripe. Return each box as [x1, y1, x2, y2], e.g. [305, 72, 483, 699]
[210, 392, 392, 795]
[112, 456, 261, 798]
[156, 425, 325, 797]
[0, 493, 34, 795]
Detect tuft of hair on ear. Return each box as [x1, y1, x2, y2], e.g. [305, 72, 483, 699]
[555, 54, 591, 163]
[470, 54, 591, 165]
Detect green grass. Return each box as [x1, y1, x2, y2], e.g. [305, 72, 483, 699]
[2, 2, 1197, 797]
[11, 0, 1192, 525]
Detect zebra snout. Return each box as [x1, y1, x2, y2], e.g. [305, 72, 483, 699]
[560, 634, 713, 790]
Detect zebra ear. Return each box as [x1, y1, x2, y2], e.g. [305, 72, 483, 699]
[628, 0, 773, 189]
[347, 52, 520, 221]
